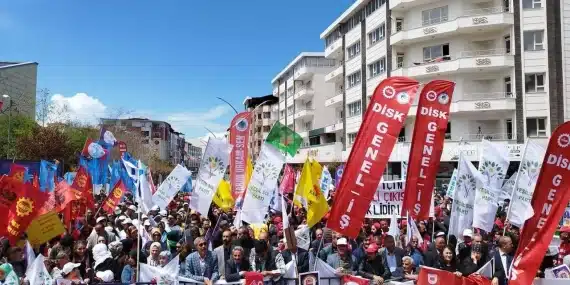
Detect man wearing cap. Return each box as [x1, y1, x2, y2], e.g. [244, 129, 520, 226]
[358, 243, 390, 285]
[457, 229, 474, 263]
[126, 205, 137, 219]
[326, 237, 356, 275]
[61, 262, 84, 282]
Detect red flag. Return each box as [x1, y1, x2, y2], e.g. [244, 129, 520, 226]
[342, 275, 369, 285]
[101, 180, 126, 215]
[229, 112, 251, 199]
[279, 164, 295, 194]
[402, 80, 455, 220]
[463, 275, 492, 285]
[2, 183, 48, 245]
[327, 76, 419, 238]
[71, 167, 94, 209]
[0, 177, 22, 212]
[417, 266, 462, 285]
[32, 173, 39, 188]
[53, 182, 82, 213]
[8, 164, 27, 183]
[148, 168, 157, 194]
[244, 272, 263, 285]
[510, 121, 570, 285]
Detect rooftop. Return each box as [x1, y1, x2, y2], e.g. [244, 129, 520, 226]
[244, 94, 278, 109]
[0, 62, 38, 69]
[271, 52, 324, 84]
[320, 0, 368, 39]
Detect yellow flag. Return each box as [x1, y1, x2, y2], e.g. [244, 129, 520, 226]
[294, 158, 329, 228]
[213, 180, 234, 211]
[250, 223, 268, 239]
[245, 157, 253, 188]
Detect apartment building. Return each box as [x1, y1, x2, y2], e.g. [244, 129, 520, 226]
[271, 52, 342, 163]
[320, 0, 568, 181]
[100, 118, 185, 165]
[185, 142, 203, 174]
[0, 62, 38, 118]
[244, 95, 279, 159]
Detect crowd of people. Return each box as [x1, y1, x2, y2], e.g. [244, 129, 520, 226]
[0, 191, 567, 285]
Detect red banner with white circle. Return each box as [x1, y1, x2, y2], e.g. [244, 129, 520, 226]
[402, 80, 455, 220]
[327, 76, 419, 238]
[510, 121, 570, 285]
[229, 112, 251, 200]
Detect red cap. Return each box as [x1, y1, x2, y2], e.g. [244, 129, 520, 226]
[373, 222, 381, 229]
[366, 243, 379, 253]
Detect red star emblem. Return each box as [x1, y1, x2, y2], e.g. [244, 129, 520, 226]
[313, 184, 321, 197]
[281, 136, 293, 147]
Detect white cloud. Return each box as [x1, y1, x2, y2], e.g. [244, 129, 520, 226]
[163, 105, 232, 138]
[49, 93, 107, 125]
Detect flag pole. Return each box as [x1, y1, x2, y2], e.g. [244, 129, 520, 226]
[447, 151, 463, 244]
[136, 207, 141, 282]
[503, 139, 530, 236]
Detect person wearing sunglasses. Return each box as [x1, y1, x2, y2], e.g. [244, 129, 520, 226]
[183, 237, 219, 285]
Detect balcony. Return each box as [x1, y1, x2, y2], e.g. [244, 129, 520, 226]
[294, 87, 315, 101]
[325, 64, 343, 83]
[391, 7, 513, 46]
[325, 93, 343, 108]
[294, 66, 314, 81]
[291, 142, 343, 163]
[325, 121, 344, 133]
[325, 39, 343, 59]
[390, 0, 440, 10]
[294, 108, 315, 120]
[408, 92, 515, 117]
[391, 49, 513, 78]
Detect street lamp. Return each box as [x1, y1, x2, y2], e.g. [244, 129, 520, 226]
[2, 94, 11, 159]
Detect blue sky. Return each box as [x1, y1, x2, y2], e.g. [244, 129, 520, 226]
[1, 0, 352, 139]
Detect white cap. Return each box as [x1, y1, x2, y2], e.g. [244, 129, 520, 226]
[122, 219, 132, 225]
[118, 215, 127, 221]
[62, 263, 81, 275]
[128, 205, 137, 211]
[151, 205, 159, 211]
[141, 214, 148, 219]
[463, 229, 473, 238]
[96, 217, 107, 224]
[143, 220, 151, 226]
[159, 210, 167, 216]
[337, 238, 348, 246]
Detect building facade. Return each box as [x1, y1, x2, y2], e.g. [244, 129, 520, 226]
[0, 62, 38, 118]
[185, 142, 203, 175]
[244, 95, 279, 159]
[317, 0, 568, 180]
[100, 118, 186, 165]
[271, 52, 342, 163]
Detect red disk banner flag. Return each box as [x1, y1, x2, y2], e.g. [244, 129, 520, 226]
[102, 180, 127, 215]
[72, 167, 95, 209]
[402, 80, 455, 220]
[229, 112, 251, 200]
[327, 76, 419, 237]
[417, 267, 463, 285]
[510, 121, 570, 285]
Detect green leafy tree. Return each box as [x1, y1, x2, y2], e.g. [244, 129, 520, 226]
[16, 125, 72, 161]
[0, 114, 37, 159]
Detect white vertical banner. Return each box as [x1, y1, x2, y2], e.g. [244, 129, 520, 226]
[473, 140, 510, 232]
[445, 168, 458, 198]
[448, 155, 484, 240]
[189, 138, 232, 215]
[241, 143, 285, 224]
[320, 166, 333, 200]
[26, 255, 53, 285]
[508, 140, 545, 227]
[152, 164, 192, 210]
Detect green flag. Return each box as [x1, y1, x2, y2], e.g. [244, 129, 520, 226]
[265, 121, 302, 157]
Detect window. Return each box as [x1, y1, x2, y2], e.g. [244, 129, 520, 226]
[523, 0, 542, 9]
[141, 131, 150, 137]
[347, 71, 362, 88]
[423, 44, 450, 62]
[445, 122, 451, 140]
[396, 18, 404, 32]
[287, 106, 294, 114]
[368, 23, 386, 46]
[368, 57, 386, 78]
[523, 30, 544, 51]
[348, 132, 357, 146]
[505, 35, 511, 54]
[280, 110, 285, 117]
[397, 53, 405, 68]
[348, 100, 362, 117]
[365, 0, 386, 16]
[347, 41, 361, 59]
[504, 77, 512, 96]
[304, 121, 313, 131]
[525, 73, 545, 92]
[263, 112, 271, 119]
[262, 126, 271, 132]
[257, 113, 262, 119]
[304, 101, 313, 109]
[526, 118, 547, 137]
[422, 6, 448, 26]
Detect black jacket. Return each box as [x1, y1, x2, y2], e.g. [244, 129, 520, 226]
[253, 249, 278, 272]
[493, 251, 513, 285]
[280, 248, 310, 273]
[423, 247, 441, 268]
[358, 254, 391, 280]
[224, 258, 251, 282]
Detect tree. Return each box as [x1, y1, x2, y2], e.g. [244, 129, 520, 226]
[16, 125, 72, 161]
[0, 114, 37, 159]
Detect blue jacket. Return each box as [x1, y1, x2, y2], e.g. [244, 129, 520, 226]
[184, 251, 219, 282]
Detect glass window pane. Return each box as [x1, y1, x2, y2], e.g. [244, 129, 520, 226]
[536, 74, 544, 86]
[538, 118, 546, 130]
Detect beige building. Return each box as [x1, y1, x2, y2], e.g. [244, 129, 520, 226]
[244, 95, 279, 159]
[0, 62, 38, 118]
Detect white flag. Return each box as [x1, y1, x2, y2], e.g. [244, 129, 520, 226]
[320, 166, 333, 200]
[241, 143, 285, 224]
[138, 161, 154, 214]
[445, 168, 458, 198]
[139, 255, 180, 285]
[190, 138, 232, 215]
[476, 258, 494, 278]
[152, 164, 192, 210]
[26, 255, 53, 285]
[473, 140, 509, 232]
[508, 140, 545, 227]
[388, 214, 400, 240]
[25, 241, 35, 273]
[449, 155, 484, 240]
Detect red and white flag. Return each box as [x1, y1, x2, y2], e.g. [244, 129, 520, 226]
[402, 80, 455, 220]
[342, 275, 369, 285]
[510, 121, 570, 285]
[327, 76, 419, 238]
[279, 164, 295, 194]
[417, 266, 462, 285]
[229, 112, 251, 200]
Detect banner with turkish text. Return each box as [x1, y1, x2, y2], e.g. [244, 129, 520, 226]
[230, 112, 251, 200]
[366, 180, 405, 218]
[101, 180, 127, 215]
[327, 76, 419, 237]
[510, 121, 570, 285]
[4, 183, 48, 245]
[402, 80, 455, 220]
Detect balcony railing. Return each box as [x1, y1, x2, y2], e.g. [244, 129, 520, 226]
[463, 6, 507, 17]
[398, 133, 514, 142]
[462, 92, 515, 100]
[422, 16, 450, 27]
[458, 48, 509, 58]
[299, 141, 341, 149]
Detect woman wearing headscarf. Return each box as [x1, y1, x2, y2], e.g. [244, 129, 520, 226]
[147, 242, 162, 267]
[0, 263, 18, 284]
[92, 243, 118, 281]
[108, 241, 126, 279]
[158, 251, 172, 267]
